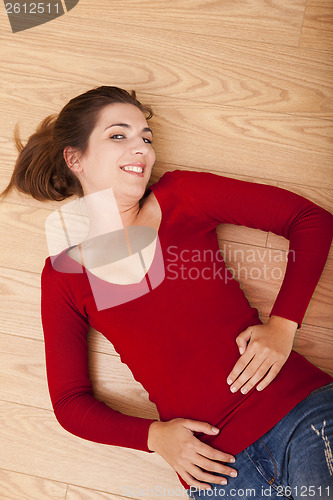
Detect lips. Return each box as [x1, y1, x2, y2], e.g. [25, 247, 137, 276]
[120, 163, 146, 177]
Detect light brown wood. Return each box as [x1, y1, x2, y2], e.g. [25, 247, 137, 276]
[67, 485, 131, 500]
[0, 401, 181, 496]
[0, 469, 67, 500]
[0, 0, 332, 498]
[66, 0, 308, 47]
[300, 0, 333, 51]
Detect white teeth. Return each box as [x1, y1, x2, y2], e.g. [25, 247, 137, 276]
[122, 166, 143, 173]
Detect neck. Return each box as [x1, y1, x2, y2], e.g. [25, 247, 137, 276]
[82, 188, 141, 241]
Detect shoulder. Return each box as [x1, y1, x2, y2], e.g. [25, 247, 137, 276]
[148, 169, 213, 193]
[41, 248, 84, 283]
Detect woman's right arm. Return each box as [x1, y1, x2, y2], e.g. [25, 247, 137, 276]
[41, 257, 157, 452]
[42, 257, 237, 488]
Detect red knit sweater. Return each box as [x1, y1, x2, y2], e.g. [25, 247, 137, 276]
[41, 170, 333, 490]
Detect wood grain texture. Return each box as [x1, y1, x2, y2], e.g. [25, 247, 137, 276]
[0, 20, 332, 119]
[300, 0, 333, 50]
[0, 332, 158, 417]
[1, 0, 332, 498]
[0, 402, 182, 498]
[0, 469, 67, 500]
[67, 484, 130, 500]
[64, 0, 308, 47]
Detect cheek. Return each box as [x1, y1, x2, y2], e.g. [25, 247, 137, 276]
[149, 148, 156, 165]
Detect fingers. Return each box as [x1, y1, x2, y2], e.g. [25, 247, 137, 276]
[227, 354, 285, 394]
[235, 326, 252, 355]
[183, 418, 221, 436]
[182, 470, 217, 491]
[227, 349, 255, 389]
[195, 439, 236, 466]
[227, 322, 292, 393]
[255, 363, 282, 391]
[180, 442, 238, 491]
[151, 417, 238, 491]
[195, 454, 237, 478]
[183, 464, 230, 489]
[180, 423, 237, 490]
[231, 358, 272, 394]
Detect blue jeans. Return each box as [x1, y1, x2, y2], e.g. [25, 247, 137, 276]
[187, 383, 333, 499]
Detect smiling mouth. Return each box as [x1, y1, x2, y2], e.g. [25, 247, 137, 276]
[120, 164, 145, 176]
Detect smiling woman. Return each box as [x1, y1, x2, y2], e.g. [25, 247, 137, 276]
[0, 86, 153, 203]
[1, 86, 333, 500]
[62, 102, 156, 215]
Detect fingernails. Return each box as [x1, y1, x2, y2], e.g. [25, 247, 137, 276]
[230, 471, 238, 477]
[241, 387, 247, 394]
[212, 427, 220, 433]
[221, 478, 227, 485]
[227, 378, 233, 385]
[230, 386, 237, 393]
[239, 347, 245, 355]
[229, 457, 236, 463]
[257, 385, 263, 391]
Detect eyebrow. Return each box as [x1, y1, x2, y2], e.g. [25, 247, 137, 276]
[104, 123, 153, 135]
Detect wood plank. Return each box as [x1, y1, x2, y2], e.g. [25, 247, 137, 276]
[293, 323, 333, 376]
[67, 483, 186, 500]
[0, 333, 51, 410]
[0, 267, 42, 340]
[0, 0, 331, 494]
[0, 469, 67, 500]
[219, 241, 333, 330]
[149, 105, 333, 186]
[1, 102, 332, 192]
[0, 22, 332, 118]
[300, 0, 333, 51]
[0, 202, 55, 274]
[67, 484, 130, 500]
[62, 0, 307, 47]
[0, 402, 181, 498]
[0, 332, 158, 419]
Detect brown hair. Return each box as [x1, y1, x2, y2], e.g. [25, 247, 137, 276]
[0, 86, 153, 202]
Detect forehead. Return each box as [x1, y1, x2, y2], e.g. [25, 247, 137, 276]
[96, 102, 148, 129]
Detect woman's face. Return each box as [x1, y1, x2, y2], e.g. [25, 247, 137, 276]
[74, 102, 156, 202]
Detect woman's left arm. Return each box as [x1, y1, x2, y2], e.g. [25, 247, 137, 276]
[169, 170, 333, 391]
[226, 315, 298, 394]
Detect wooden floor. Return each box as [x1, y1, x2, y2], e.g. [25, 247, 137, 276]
[0, 1, 332, 498]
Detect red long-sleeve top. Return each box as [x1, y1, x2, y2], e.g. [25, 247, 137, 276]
[41, 169, 333, 490]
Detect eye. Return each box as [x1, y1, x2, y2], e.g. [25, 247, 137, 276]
[110, 134, 125, 140]
[143, 137, 152, 144]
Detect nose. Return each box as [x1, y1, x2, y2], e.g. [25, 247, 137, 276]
[130, 137, 151, 155]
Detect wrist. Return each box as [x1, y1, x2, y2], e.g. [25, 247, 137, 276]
[268, 315, 298, 336]
[147, 420, 162, 452]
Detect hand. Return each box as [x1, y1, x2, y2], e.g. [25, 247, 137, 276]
[227, 315, 297, 394]
[147, 418, 237, 490]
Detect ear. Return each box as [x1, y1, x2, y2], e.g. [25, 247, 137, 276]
[63, 146, 82, 173]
